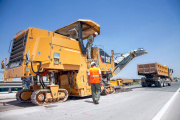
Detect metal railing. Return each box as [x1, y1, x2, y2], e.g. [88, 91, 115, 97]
[0, 80, 22, 93]
[0, 80, 50, 93]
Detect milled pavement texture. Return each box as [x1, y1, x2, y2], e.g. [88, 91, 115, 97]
[0, 83, 179, 120]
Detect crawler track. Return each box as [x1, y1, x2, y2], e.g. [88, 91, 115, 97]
[31, 89, 68, 105]
[16, 89, 33, 103]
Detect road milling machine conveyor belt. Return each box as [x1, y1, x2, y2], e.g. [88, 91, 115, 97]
[98, 48, 147, 91]
[114, 49, 148, 75]
[1, 19, 147, 105]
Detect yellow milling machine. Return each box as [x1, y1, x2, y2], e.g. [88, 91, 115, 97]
[1, 19, 147, 105]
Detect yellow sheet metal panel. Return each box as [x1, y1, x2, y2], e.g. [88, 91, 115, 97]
[44, 64, 80, 70]
[52, 35, 80, 51]
[4, 66, 23, 79]
[49, 43, 81, 66]
[60, 48, 81, 65]
[31, 36, 51, 62]
[29, 27, 53, 39]
[38, 46, 81, 70]
[99, 63, 112, 71]
[76, 71, 86, 89]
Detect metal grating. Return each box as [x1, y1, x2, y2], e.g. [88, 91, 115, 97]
[8, 31, 28, 68]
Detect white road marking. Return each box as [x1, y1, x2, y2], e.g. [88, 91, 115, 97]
[152, 87, 180, 120]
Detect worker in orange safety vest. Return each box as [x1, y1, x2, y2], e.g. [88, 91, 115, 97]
[88, 62, 102, 104]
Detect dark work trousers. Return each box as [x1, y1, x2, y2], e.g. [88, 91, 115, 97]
[91, 83, 101, 102]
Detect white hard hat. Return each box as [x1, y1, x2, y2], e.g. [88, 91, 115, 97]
[91, 62, 96, 66]
[94, 32, 98, 36]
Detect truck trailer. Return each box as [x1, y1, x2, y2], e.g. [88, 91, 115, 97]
[137, 62, 173, 87]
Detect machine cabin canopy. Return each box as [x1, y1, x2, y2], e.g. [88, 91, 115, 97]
[54, 19, 100, 40]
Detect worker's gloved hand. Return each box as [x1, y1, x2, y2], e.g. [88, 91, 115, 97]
[100, 82, 103, 86]
[88, 82, 91, 86]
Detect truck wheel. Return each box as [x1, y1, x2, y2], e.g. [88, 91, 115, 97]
[163, 82, 166, 87]
[158, 81, 163, 87]
[147, 83, 151, 87]
[168, 82, 171, 86]
[142, 82, 147, 87]
[142, 82, 145, 87]
[155, 82, 159, 87]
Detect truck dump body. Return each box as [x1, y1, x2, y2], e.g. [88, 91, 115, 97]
[137, 62, 173, 87]
[138, 62, 169, 77]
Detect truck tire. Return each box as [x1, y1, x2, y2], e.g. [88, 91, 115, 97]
[142, 82, 147, 87]
[147, 83, 151, 87]
[155, 81, 159, 87]
[168, 82, 171, 86]
[158, 81, 163, 87]
[163, 82, 166, 87]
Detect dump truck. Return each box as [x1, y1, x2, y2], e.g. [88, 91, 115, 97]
[1, 19, 147, 105]
[137, 62, 173, 87]
[110, 78, 133, 87]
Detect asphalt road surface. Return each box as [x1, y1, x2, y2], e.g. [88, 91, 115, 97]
[0, 82, 180, 120]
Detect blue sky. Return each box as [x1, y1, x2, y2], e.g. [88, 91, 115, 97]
[0, 0, 180, 80]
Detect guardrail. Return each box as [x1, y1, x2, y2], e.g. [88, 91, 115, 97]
[0, 80, 50, 93]
[0, 80, 22, 93]
[0, 81, 22, 87]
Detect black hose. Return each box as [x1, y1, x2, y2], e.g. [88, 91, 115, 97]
[31, 61, 41, 74]
[42, 78, 45, 89]
[39, 78, 43, 89]
[39, 76, 45, 89]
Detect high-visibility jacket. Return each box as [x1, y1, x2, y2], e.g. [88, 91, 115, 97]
[89, 67, 100, 83]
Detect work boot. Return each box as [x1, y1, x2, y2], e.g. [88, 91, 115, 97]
[95, 100, 99, 104]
